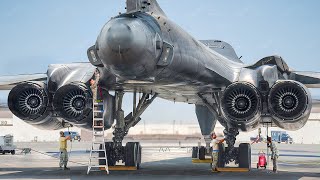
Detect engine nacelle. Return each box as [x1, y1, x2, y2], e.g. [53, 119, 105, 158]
[268, 80, 311, 130]
[53, 83, 92, 128]
[8, 82, 63, 130]
[221, 82, 261, 131]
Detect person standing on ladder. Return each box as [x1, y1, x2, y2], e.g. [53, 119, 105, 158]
[211, 132, 224, 172]
[90, 70, 103, 127]
[267, 136, 279, 173]
[59, 131, 71, 170]
[90, 69, 101, 103]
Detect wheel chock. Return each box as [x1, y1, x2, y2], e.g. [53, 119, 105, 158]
[216, 167, 249, 172]
[192, 158, 212, 163]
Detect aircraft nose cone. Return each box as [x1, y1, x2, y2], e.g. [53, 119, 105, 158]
[106, 23, 134, 53]
[97, 16, 159, 78]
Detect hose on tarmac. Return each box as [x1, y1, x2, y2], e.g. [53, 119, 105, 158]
[16, 148, 88, 166]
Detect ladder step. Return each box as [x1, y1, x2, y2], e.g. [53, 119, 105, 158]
[90, 157, 107, 159]
[93, 102, 104, 105]
[89, 165, 108, 168]
[93, 110, 104, 113]
[93, 126, 104, 128]
[92, 141, 105, 144]
[91, 149, 106, 152]
[93, 118, 104, 121]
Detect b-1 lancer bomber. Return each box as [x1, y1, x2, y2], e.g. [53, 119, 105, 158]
[2, 0, 320, 168]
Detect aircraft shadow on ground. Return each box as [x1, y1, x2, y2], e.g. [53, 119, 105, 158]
[0, 156, 320, 180]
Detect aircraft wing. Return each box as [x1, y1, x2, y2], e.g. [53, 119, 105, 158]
[289, 71, 320, 88]
[0, 73, 47, 90]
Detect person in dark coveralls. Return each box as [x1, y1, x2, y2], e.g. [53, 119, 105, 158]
[267, 136, 279, 173]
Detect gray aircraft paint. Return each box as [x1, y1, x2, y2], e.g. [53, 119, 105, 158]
[1, 0, 320, 135]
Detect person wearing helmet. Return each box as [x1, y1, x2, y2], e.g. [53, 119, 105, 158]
[59, 131, 71, 170]
[211, 132, 224, 172]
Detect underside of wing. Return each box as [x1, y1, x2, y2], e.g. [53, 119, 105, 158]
[0, 74, 47, 90]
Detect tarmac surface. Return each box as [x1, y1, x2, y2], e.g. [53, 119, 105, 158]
[0, 141, 319, 180]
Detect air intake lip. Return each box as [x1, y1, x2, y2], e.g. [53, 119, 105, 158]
[8, 82, 48, 120]
[53, 83, 92, 121]
[221, 82, 261, 122]
[268, 80, 309, 121]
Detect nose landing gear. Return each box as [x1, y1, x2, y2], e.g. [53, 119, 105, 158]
[99, 90, 157, 169]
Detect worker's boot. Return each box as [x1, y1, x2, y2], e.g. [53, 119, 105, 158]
[64, 166, 70, 170]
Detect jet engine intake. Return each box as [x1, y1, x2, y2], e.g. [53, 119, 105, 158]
[268, 80, 311, 130]
[8, 82, 48, 120]
[221, 82, 261, 131]
[7, 82, 63, 130]
[53, 83, 92, 123]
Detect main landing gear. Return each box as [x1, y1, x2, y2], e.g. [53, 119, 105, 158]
[99, 90, 157, 168]
[194, 93, 251, 169]
[192, 126, 251, 169]
[218, 126, 251, 169]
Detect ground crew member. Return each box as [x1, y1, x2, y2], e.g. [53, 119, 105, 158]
[90, 70, 104, 127]
[211, 132, 224, 172]
[90, 69, 100, 103]
[59, 131, 71, 170]
[267, 136, 279, 173]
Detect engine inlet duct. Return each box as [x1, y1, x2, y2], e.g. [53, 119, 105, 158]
[221, 82, 261, 124]
[8, 82, 48, 120]
[268, 80, 311, 125]
[53, 83, 92, 122]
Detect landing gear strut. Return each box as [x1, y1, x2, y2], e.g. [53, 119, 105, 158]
[197, 93, 251, 169]
[221, 125, 251, 169]
[224, 127, 239, 164]
[104, 90, 157, 167]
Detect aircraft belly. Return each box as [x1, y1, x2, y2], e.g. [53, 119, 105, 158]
[118, 82, 204, 104]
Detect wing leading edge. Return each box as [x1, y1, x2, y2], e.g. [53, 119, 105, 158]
[0, 73, 47, 90]
[289, 71, 320, 88]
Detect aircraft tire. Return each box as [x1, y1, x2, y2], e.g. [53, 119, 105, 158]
[192, 147, 198, 158]
[239, 143, 251, 169]
[99, 142, 116, 166]
[125, 142, 138, 167]
[198, 146, 206, 160]
[217, 144, 225, 168]
[134, 142, 142, 169]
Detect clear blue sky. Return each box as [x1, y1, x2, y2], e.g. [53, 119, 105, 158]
[1, 0, 320, 123]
